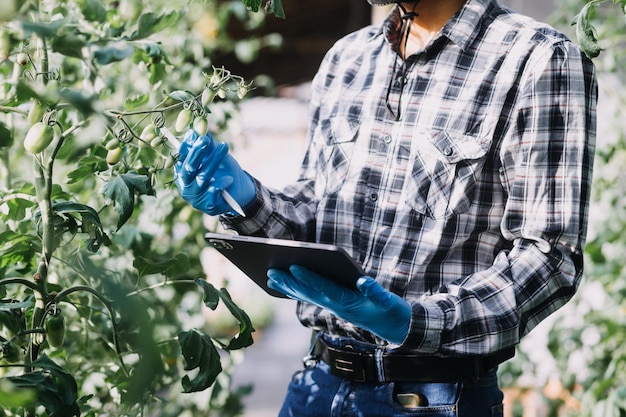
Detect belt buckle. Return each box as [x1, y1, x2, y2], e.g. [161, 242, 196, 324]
[327, 346, 367, 382]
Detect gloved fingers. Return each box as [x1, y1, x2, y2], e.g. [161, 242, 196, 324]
[266, 269, 311, 302]
[205, 176, 234, 211]
[177, 129, 199, 161]
[180, 140, 228, 185]
[289, 265, 354, 303]
[195, 142, 229, 182]
[356, 276, 396, 309]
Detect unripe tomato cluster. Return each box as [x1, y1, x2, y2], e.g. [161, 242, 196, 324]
[101, 67, 252, 169]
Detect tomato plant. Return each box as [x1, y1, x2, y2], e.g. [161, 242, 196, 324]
[0, 0, 284, 416]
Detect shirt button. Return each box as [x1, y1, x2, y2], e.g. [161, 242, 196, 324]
[443, 146, 453, 156]
[369, 193, 378, 201]
[383, 135, 392, 144]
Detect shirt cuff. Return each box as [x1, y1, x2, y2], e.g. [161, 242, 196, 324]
[402, 297, 445, 353]
[219, 179, 274, 235]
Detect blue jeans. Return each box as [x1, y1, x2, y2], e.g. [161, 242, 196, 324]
[277, 337, 505, 417]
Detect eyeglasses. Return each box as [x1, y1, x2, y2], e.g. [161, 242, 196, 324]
[385, 8, 418, 121]
[385, 58, 408, 121]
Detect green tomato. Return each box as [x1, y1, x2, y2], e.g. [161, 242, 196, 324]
[2, 341, 21, 363]
[106, 146, 124, 165]
[175, 108, 193, 133]
[24, 122, 54, 154]
[139, 123, 157, 143]
[0, 0, 17, 22]
[16, 52, 28, 65]
[27, 101, 45, 126]
[201, 88, 217, 107]
[193, 117, 208, 135]
[105, 138, 121, 150]
[150, 136, 165, 147]
[45, 312, 65, 348]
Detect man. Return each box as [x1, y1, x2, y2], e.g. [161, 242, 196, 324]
[176, 0, 597, 415]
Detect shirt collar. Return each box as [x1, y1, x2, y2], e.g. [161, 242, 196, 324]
[377, 0, 495, 53]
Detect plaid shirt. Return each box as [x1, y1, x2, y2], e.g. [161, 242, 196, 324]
[225, 0, 597, 355]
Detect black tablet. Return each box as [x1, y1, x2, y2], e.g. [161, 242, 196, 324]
[204, 232, 365, 298]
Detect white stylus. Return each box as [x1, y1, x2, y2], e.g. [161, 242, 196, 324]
[162, 127, 246, 217]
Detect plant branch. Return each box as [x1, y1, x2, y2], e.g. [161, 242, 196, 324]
[0, 193, 38, 205]
[53, 285, 129, 376]
[0, 106, 28, 115]
[125, 279, 198, 297]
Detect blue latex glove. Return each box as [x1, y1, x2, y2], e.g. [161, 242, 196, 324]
[174, 130, 256, 216]
[267, 265, 411, 345]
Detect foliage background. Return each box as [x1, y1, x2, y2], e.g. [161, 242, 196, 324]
[498, 1, 626, 416]
[0, 0, 284, 416]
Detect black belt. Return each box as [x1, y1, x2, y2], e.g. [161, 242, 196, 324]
[313, 337, 515, 383]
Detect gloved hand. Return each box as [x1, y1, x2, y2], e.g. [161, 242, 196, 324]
[174, 130, 256, 216]
[267, 265, 411, 345]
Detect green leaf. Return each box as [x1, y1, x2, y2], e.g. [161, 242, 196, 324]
[265, 0, 286, 19]
[218, 287, 255, 350]
[19, 20, 65, 38]
[101, 172, 155, 230]
[133, 253, 190, 278]
[127, 10, 184, 41]
[3, 355, 80, 417]
[241, 0, 262, 12]
[0, 121, 12, 148]
[194, 278, 221, 310]
[193, 279, 255, 350]
[179, 329, 223, 393]
[168, 90, 196, 103]
[149, 62, 167, 85]
[241, 0, 285, 18]
[93, 43, 134, 65]
[0, 231, 38, 272]
[58, 88, 99, 118]
[124, 93, 150, 110]
[76, 0, 107, 22]
[575, 3, 602, 58]
[66, 154, 108, 184]
[51, 34, 87, 59]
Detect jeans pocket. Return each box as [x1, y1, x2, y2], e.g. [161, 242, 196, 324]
[490, 404, 504, 417]
[390, 381, 460, 416]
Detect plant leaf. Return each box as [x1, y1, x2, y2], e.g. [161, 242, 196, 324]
[178, 329, 223, 393]
[93, 43, 134, 65]
[76, 0, 107, 22]
[0, 121, 12, 148]
[3, 355, 80, 416]
[265, 0, 286, 19]
[193, 279, 255, 350]
[575, 3, 602, 58]
[194, 278, 221, 310]
[124, 93, 150, 110]
[51, 34, 87, 59]
[133, 253, 190, 278]
[127, 10, 184, 41]
[101, 172, 155, 230]
[218, 287, 255, 350]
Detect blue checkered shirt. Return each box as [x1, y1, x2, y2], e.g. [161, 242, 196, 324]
[224, 0, 597, 355]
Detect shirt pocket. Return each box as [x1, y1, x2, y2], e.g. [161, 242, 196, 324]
[405, 130, 491, 219]
[313, 117, 360, 196]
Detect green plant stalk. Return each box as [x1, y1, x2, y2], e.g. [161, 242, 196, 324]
[53, 285, 130, 376]
[26, 32, 54, 374]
